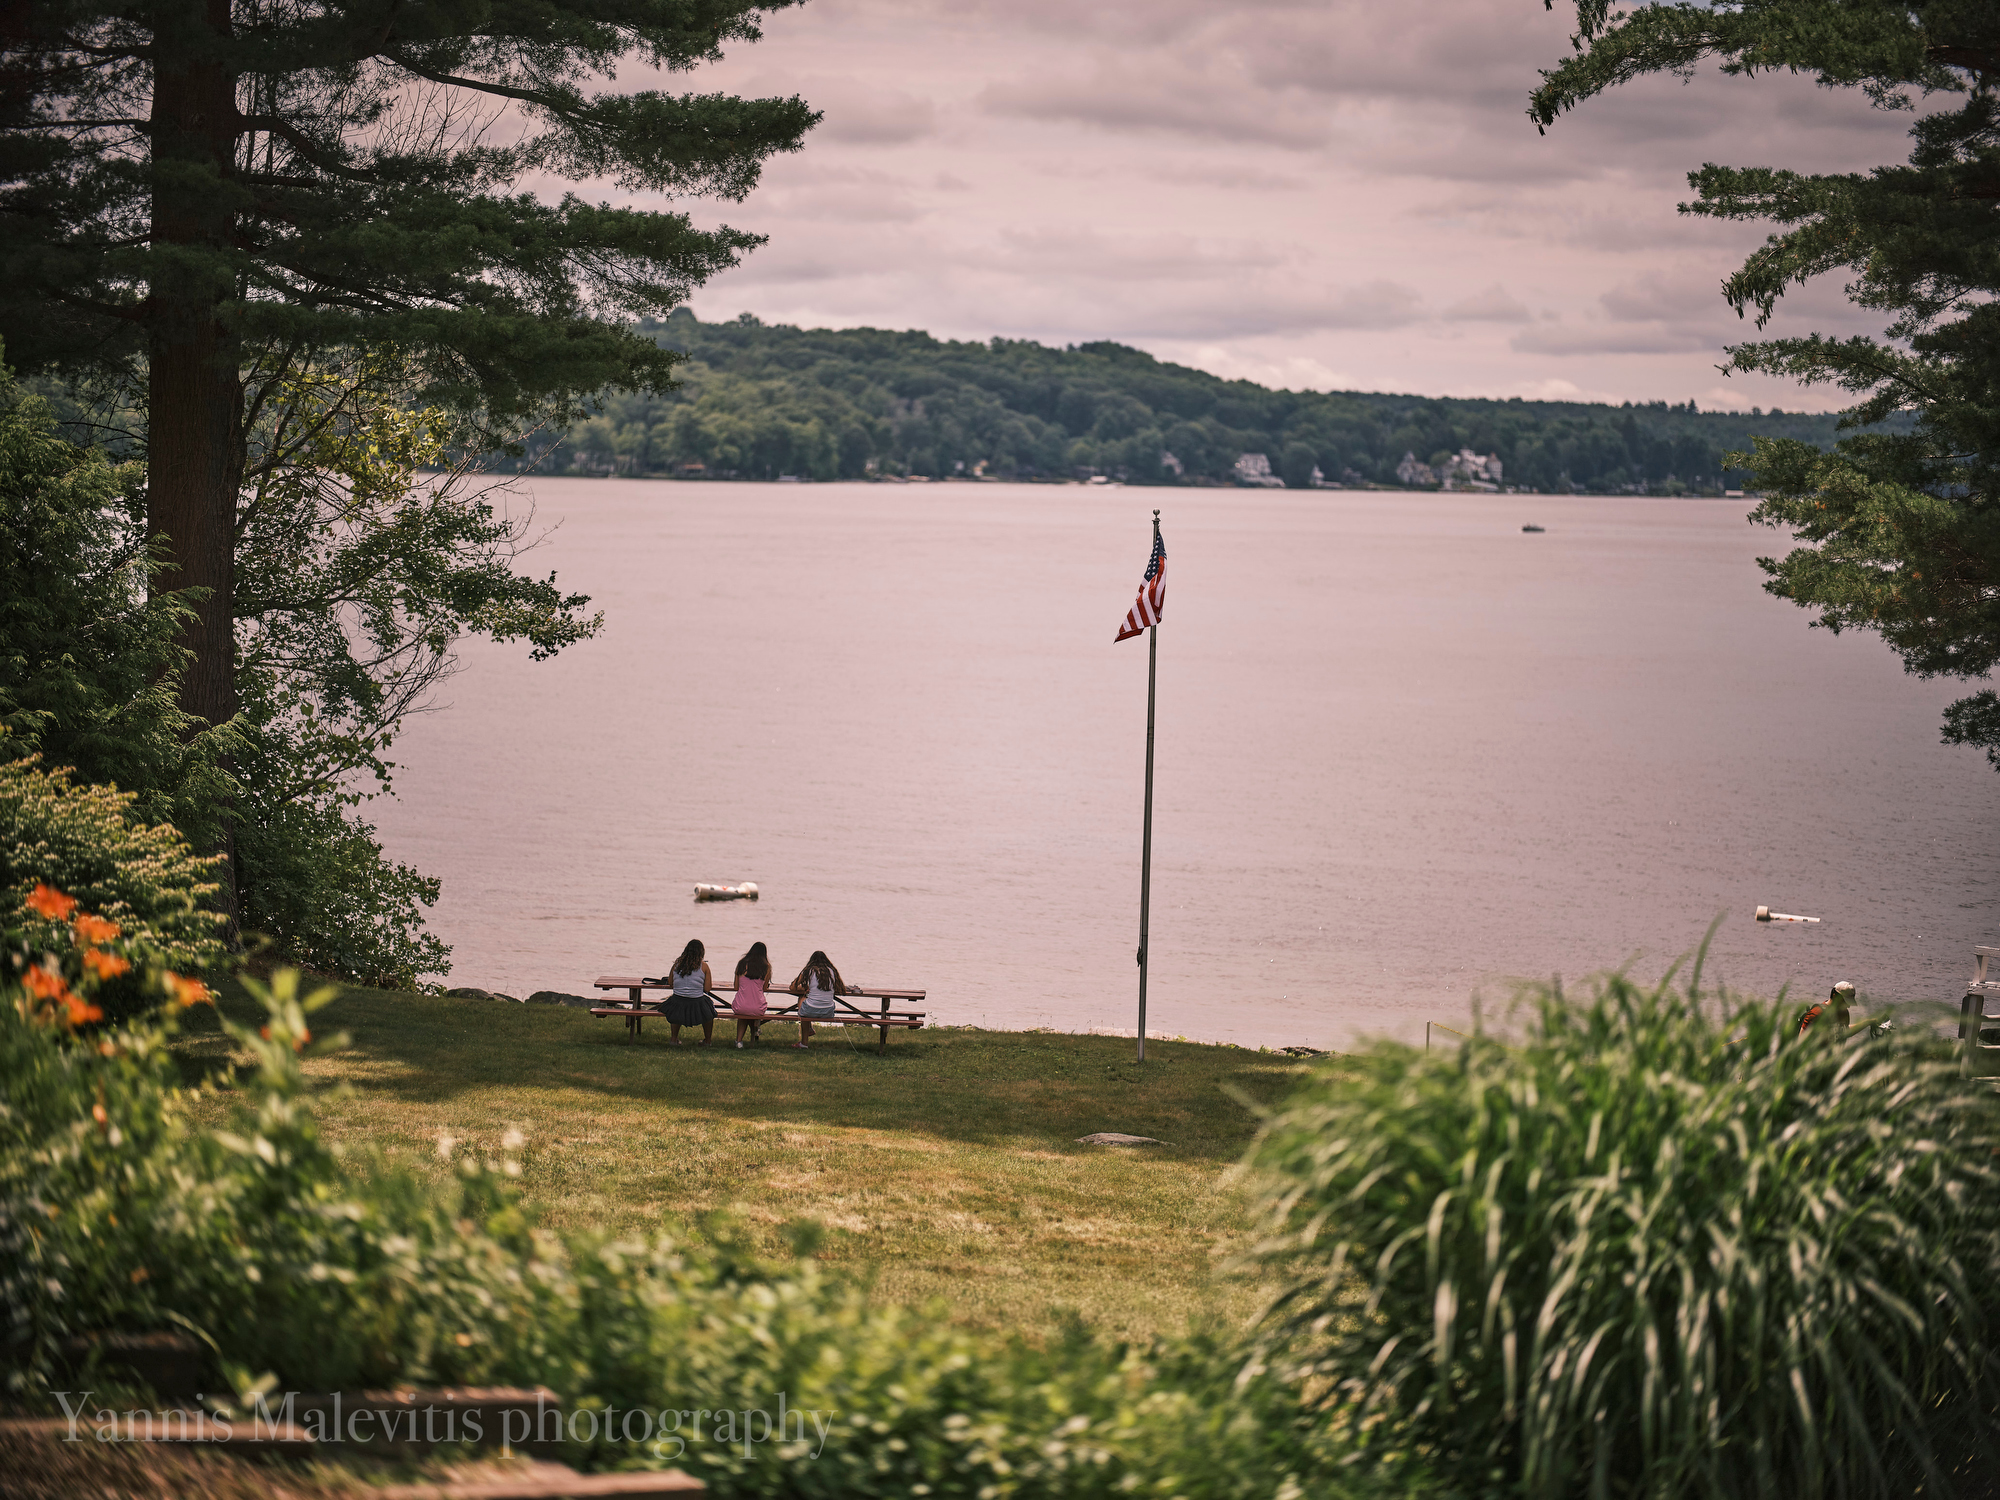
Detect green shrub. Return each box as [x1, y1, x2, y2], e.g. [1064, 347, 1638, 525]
[0, 754, 226, 978]
[1245, 968, 2000, 1499]
[235, 792, 448, 992]
[0, 906, 1381, 1499]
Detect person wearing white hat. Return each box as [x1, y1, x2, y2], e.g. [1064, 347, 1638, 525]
[1797, 981, 1856, 1039]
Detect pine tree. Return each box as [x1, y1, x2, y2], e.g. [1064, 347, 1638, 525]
[1532, 2, 2000, 767]
[0, 0, 815, 758]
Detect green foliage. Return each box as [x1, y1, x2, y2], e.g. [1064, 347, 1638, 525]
[235, 356, 599, 802]
[536, 310, 1870, 492]
[0, 364, 237, 842]
[1531, 5, 2000, 766]
[0, 755, 226, 977]
[1246, 968, 2000, 1499]
[0, 946, 1381, 1499]
[233, 795, 446, 994]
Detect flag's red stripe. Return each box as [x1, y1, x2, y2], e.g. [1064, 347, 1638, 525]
[1115, 552, 1167, 640]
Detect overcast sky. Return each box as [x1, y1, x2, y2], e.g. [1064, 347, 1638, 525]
[633, 0, 1921, 410]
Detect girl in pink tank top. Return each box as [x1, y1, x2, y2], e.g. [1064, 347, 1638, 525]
[731, 941, 772, 1047]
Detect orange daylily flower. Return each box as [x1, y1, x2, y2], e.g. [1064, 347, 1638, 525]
[72, 913, 121, 944]
[19, 964, 99, 1026]
[26, 885, 77, 921]
[81, 949, 131, 980]
[21, 966, 67, 1001]
[162, 973, 211, 1008]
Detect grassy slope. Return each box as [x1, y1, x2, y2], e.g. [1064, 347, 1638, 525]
[173, 986, 1352, 1340]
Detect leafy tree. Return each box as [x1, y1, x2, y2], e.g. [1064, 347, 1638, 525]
[0, 353, 237, 842]
[0, 0, 818, 832]
[1531, 1, 2000, 768]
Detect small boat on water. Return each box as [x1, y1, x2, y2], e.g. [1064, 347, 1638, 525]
[695, 882, 759, 902]
[1522, 524, 1546, 533]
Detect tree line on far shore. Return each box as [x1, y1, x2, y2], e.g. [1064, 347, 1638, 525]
[539, 312, 1871, 494]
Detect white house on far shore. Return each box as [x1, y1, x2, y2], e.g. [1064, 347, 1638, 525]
[1233, 452, 1285, 487]
[1397, 448, 1503, 490]
[1440, 448, 1504, 490]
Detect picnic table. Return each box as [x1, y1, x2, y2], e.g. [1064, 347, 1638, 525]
[591, 976, 926, 1053]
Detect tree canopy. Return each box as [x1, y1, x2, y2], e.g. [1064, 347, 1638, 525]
[1533, 1, 2000, 767]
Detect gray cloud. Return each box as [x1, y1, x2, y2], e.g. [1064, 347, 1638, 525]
[752, 162, 935, 223]
[1509, 321, 1719, 356]
[979, 227, 1292, 281]
[980, 64, 1334, 149]
[1443, 284, 1533, 323]
[818, 91, 939, 145]
[1599, 272, 1717, 324]
[1007, 277, 1427, 341]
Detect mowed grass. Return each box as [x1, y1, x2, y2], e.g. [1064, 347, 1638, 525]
[171, 985, 1355, 1340]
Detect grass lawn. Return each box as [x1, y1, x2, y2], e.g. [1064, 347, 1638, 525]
[172, 985, 1355, 1340]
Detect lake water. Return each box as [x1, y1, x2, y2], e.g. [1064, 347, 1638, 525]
[368, 478, 1996, 1050]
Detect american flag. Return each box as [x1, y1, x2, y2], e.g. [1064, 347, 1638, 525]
[1115, 521, 1166, 641]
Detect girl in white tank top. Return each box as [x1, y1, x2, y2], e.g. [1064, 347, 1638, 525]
[789, 950, 848, 1048]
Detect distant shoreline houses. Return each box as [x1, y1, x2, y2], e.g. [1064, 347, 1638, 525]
[1224, 448, 1512, 492]
[1395, 449, 1505, 491]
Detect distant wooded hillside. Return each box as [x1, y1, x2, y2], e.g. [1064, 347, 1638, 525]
[537, 310, 1870, 493]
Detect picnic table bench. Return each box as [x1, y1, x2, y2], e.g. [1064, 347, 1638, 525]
[591, 976, 927, 1053]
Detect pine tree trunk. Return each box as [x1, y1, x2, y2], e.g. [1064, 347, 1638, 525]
[147, 0, 244, 925]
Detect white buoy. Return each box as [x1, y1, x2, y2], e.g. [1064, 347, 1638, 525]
[1755, 905, 1821, 924]
[695, 882, 759, 902]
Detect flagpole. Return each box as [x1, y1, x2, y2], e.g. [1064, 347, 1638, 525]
[1137, 510, 1160, 1063]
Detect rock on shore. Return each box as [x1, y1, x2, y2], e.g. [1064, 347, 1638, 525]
[445, 987, 597, 1009]
[527, 990, 598, 1009]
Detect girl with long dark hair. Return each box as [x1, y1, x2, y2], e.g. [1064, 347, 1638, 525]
[659, 938, 715, 1046]
[788, 950, 851, 1049]
[731, 941, 772, 1048]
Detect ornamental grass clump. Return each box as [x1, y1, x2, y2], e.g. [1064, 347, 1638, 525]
[1246, 965, 2000, 1500]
